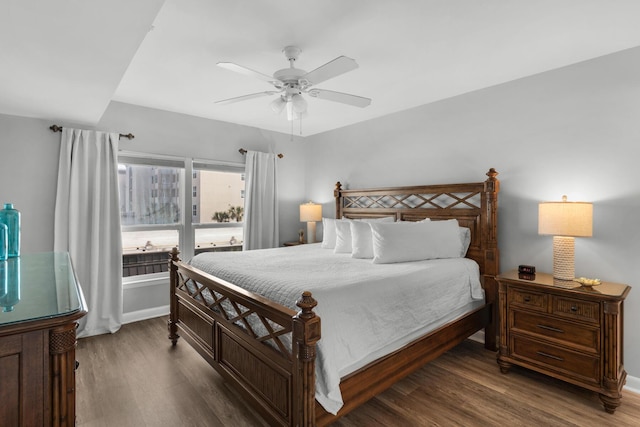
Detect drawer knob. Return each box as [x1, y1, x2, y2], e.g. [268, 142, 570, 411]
[571, 306, 578, 312]
[524, 296, 531, 302]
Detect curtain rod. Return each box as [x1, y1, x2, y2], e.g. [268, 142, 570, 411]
[239, 148, 283, 158]
[49, 125, 135, 140]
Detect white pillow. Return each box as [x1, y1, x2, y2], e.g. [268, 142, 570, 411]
[334, 220, 353, 253]
[321, 218, 337, 249]
[370, 219, 462, 264]
[459, 227, 471, 257]
[351, 217, 396, 258]
[421, 218, 471, 257]
[350, 221, 373, 258]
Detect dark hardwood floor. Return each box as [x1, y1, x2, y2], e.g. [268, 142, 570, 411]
[76, 317, 640, 426]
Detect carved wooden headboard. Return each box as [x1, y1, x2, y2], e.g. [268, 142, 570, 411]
[334, 168, 500, 282]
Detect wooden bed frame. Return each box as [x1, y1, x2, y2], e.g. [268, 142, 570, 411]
[168, 168, 500, 426]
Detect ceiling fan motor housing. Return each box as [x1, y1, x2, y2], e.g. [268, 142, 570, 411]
[273, 67, 307, 85]
[272, 46, 311, 90]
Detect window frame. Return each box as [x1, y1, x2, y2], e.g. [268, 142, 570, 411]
[118, 152, 245, 282]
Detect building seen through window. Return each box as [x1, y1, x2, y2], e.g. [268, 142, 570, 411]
[119, 164, 181, 226]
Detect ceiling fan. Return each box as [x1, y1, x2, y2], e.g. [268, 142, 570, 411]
[215, 46, 371, 120]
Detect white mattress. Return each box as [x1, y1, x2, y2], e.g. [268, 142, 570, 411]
[189, 243, 484, 415]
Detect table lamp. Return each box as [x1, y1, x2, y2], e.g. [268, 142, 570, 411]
[538, 195, 592, 281]
[299, 202, 322, 244]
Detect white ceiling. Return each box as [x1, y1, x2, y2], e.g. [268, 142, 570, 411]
[3, 0, 640, 136]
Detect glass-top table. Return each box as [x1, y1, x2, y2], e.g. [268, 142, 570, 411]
[0, 252, 87, 327]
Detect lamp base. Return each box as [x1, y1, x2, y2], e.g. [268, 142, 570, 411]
[553, 236, 575, 281]
[307, 222, 317, 244]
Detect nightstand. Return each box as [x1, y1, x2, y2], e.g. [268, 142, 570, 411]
[283, 241, 304, 246]
[496, 270, 631, 414]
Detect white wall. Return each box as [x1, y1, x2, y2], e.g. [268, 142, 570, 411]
[304, 47, 640, 380]
[0, 114, 61, 252]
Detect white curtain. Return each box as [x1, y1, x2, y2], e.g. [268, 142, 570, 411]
[54, 128, 123, 337]
[243, 151, 279, 250]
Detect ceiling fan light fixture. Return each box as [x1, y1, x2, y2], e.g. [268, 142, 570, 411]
[285, 102, 308, 121]
[291, 93, 307, 113]
[270, 96, 286, 114]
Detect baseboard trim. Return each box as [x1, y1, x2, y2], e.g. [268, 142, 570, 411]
[122, 274, 168, 290]
[122, 305, 170, 325]
[625, 375, 640, 395]
[469, 330, 484, 344]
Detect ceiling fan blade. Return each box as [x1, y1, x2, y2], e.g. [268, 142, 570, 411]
[217, 62, 278, 85]
[302, 56, 359, 85]
[307, 89, 371, 108]
[215, 91, 279, 105]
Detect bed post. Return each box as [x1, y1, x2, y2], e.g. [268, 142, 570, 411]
[334, 182, 343, 219]
[292, 291, 321, 427]
[168, 247, 180, 346]
[482, 168, 500, 351]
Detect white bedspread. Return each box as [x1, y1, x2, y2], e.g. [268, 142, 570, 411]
[189, 243, 484, 415]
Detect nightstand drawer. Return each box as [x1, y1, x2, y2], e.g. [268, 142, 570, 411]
[552, 296, 600, 324]
[508, 288, 547, 312]
[510, 310, 600, 353]
[511, 336, 600, 385]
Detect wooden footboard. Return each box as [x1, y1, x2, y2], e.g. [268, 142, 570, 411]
[168, 248, 320, 426]
[167, 169, 500, 426]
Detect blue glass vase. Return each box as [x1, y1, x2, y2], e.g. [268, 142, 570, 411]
[0, 261, 6, 302]
[0, 258, 20, 312]
[0, 203, 20, 258]
[0, 223, 7, 261]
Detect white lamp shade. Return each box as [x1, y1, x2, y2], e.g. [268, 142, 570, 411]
[300, 202, 322, 222]
[538, 196, 592, 237]
[291, 93, 307, 113]
[270, 96, 286, 114]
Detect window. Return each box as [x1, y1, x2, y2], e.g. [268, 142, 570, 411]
[119, 156, 184, 278]
[192, 162, 245, 256]
[118, 155, 245, 278]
